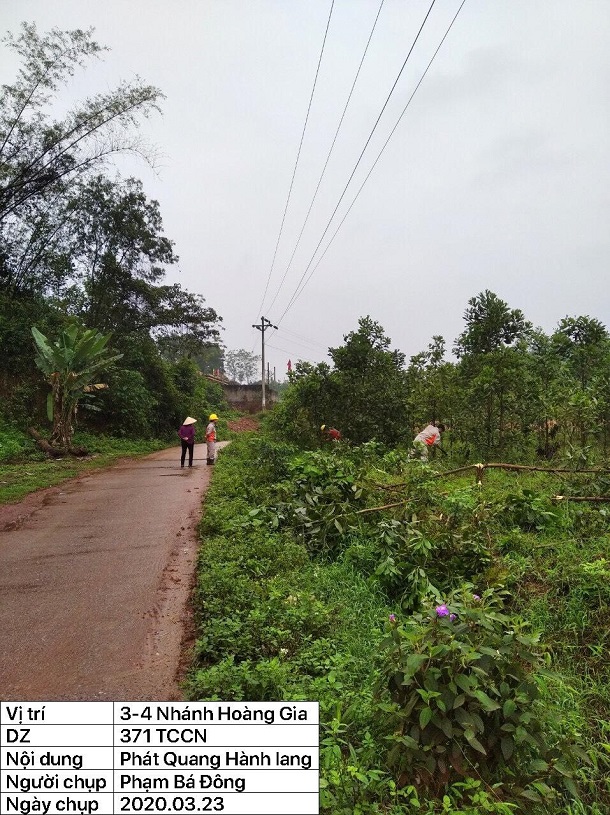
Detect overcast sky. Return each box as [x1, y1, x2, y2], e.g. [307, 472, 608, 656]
[3, 1, 610, 378]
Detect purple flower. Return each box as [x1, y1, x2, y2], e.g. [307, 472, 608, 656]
[449, 613, 457, 621]
[389, 613, 397, 624]
[473, 594, 481, 601]
[436, 604, 450, 617]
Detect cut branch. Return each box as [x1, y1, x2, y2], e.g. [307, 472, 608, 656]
[28, 426, 89, 457]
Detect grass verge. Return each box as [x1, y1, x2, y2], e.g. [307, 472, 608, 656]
[0, 428, 169, 504]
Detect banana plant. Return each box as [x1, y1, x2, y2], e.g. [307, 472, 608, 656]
[31, 325, 123, 449]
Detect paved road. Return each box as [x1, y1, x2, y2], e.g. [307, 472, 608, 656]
[0, 443, 221, 701]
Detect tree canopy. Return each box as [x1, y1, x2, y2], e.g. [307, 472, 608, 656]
[0, 22, 222, 438]
[0, 23, 162, 228]
[271, 316, 410, 446]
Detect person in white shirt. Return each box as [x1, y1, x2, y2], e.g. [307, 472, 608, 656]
[206, 413, 218, 465]
[412, 422, 446, 459]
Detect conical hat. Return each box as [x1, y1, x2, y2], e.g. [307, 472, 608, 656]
[183, 416, 197, 425]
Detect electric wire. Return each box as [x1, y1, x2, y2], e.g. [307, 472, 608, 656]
[274, 325, 329, 352]
[255, 0, 335, 320]
[277, 0, 467, 325]
[269, 0, 437, 324]
[274, 334, 327, 355]
[255, 324, 328, 369]
[252, 322, 329, 367]
[266, 342, 319, 365]
[263, 0, 386, 317]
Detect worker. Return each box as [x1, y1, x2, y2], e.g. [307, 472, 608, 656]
[178, 416, 197, 468]
[412, 421, 446, 459]
[321, 424, 342, 441]
[206, 413, 218, 465]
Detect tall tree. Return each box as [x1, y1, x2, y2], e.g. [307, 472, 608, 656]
[454, 290, 531, 357]
[270, 318, 409, 446]
[552, 316, 609, 389]
[0, 23, 163, 295]
[552, 316, 610, 449]
[524, 330, 565, 457]
[64, 175, 175, 329]
[330, 317, 408, 444]
[454, 292, 532, 458]
[406, 335, 456, 436]
[224, 349, 260, 383]
[38, 175, 222, 344]
[0, 23, 162, 225]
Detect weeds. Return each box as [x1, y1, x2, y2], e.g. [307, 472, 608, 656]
[189, 432, 610, 814]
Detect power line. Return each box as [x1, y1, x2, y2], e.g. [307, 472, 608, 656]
[266, 342, 319, 366]
[270, 0, 437, 324]
[260, 323, 327, 360]
[277, 0, 467, 325]
[274, 325, 329, 352]
[274, 334, 328, 355]
[264, 0, 386, 316]
[255, 0, 335, 319]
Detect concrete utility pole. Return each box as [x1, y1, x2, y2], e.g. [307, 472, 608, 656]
[252, 316, 277, 410]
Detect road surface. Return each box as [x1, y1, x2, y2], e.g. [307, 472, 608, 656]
[0, 443, 222, 701]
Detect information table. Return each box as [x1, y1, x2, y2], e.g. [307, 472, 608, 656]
[1, 702, 319, 815]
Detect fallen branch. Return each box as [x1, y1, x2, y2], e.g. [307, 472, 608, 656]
[368, 461, 610, 491]
[551, 495, 610, 503]
[28, 427, 89, 458]
[432, 462, 610, 484]
[28, 427, 65, 457]
[483, 463, 610, 474]
[354, 500, 409, 515]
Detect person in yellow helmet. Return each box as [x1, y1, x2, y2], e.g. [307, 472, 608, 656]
[206, 414, 218, 465]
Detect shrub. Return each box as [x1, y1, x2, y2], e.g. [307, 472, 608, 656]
[187, 656, 292, 701]
[0, 425, 35, 463]
[93, 368, 157, 436]
[377, 586, 577, 804]
[502, 489, 558, 532]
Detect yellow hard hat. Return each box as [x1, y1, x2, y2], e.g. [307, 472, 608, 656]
[209, 413, 218, 421]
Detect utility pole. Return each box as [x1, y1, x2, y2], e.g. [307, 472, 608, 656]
[252, 316, 277, 410]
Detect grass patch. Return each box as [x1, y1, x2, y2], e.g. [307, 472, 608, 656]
[0, 428, 168, 504]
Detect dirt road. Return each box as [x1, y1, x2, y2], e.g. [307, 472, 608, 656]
[0, 443, 222, 701]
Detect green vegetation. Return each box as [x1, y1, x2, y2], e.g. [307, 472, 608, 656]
[0, 22, 226, 450]
[188, 433, 610, 814]
[0, 427, 167, 503]
[187, 301, 610, 814]
[271, 298, 610, 464]
[2, 17, 609, 814]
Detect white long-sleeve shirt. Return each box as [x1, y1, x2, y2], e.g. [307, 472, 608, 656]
[414, 424, 441, 447]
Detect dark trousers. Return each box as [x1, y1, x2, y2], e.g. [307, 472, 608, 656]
[181, 440, 194, 466]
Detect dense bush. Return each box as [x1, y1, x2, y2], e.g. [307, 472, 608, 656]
[269, 317, 410, 447]
[187, 430, 610, 814]
[378, 587, 576, 804]
[0, 424, 36, 463]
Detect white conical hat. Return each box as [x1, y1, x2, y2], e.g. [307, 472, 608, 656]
[183, 416, 197, 425]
